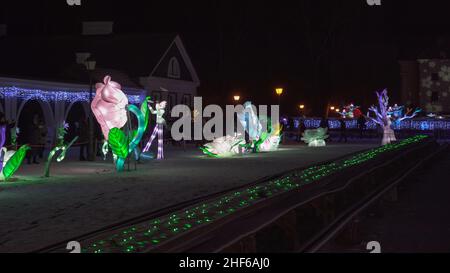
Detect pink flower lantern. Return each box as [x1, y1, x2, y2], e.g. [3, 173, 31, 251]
[91, 76, 129, 140]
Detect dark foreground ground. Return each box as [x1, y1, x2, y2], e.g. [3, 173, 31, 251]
[322, 149, 450, 253]
[0, 142, 376, 253]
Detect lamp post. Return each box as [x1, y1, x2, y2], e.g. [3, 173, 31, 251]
[85, 57, 96, 161]
[299, 104, 305, 118]
[275, 88, 283, 115]
[326, 105, 335, 118]
[299, 104, 305, 114]
[233, 95, 241, 103]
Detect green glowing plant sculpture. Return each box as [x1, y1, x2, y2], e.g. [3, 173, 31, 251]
[1, 145, 30, 180]
[10, 127, 18, 149]
[44, 122, 79, 177]
[110, 104, 146, 172]
[108, 128, 129, 159]
[90, 75, 149, 172]
[141, 97, 150, 133]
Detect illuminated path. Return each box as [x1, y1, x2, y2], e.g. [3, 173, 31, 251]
[0, 142, 378, 252]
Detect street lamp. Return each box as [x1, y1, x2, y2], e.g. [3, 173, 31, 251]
[275, 88, 283, 96]
[299, 104, 305, 118]
[85, 57, 96, 161]
[275, 88, 283, 115]
[233, 95, 241, 102]
[330, 106, 335, 111]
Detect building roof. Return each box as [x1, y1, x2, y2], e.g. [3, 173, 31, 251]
[0, 33, 179, 87]
[397, 35, 450, 61]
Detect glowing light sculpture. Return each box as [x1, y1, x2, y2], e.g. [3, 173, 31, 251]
[1, 145, 30, 181]
[301, 128, 329, 147]
[142, 101, 167, 160]
[91, 76, 129, 141]
[107, 104, 146, 172]
[237, 102, 281, 153]
[44, 122, 79, 177]
[259, 123, 282, 152]
[125, 104, 146, 160]
[101, 140, 109, 160]
[91, 76, 147, 172]
[237, 102, 263, 141]
[10, 127, 18, 149]
[367, 89, 421, 145]
[0, 124, 30, 181]
[201, 102, 282, 157]
[200, 135, 245, 158]
[337, 104, 362, 119]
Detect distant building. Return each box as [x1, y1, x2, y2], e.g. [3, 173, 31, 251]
[399, 41, 450, 114]
[400, 59, 450, 114]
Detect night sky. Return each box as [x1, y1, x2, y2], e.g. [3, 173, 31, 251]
[2, 0, 450, 115]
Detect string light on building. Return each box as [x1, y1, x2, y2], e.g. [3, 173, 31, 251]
[0, 86, 143, 104]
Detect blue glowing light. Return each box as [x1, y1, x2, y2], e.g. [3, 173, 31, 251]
[0, 86, 143, 104]
[298, 118, 450, 131]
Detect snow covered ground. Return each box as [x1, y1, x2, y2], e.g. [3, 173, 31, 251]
[0, 142, 377, 252]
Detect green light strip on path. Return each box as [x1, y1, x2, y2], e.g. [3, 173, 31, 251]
[82, 135, 428, 253]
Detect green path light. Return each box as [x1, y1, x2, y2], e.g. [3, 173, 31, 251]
[83, 135, 428, 253]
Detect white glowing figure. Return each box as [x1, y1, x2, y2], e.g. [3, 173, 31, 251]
[142, 101, 167, 159]
[237, 101, 263, 141]
[202, 135, 245, 157]
[1, 148, 15, 167]
[91, 76, 129, 140]
[301, 128, 329, 147]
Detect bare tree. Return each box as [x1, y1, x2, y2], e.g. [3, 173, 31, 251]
[367, 89, 421, 145]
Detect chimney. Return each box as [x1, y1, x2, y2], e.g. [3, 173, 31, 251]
[0, 24, 6, 37]
[75, 52, 91, 65]
[82, 21, 114, 35]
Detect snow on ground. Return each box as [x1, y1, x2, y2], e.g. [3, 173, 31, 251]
[0, 142, 377, 252]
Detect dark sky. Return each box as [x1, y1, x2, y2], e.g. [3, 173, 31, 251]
[2, 0, 450, 115]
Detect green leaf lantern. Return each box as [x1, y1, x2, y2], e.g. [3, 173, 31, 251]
[108, 128, 129, 159]
[141, 97, 151, 133]
[2, 145, 30, 180]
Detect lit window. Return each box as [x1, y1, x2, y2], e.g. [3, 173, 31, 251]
[168, 57, 181, 79]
